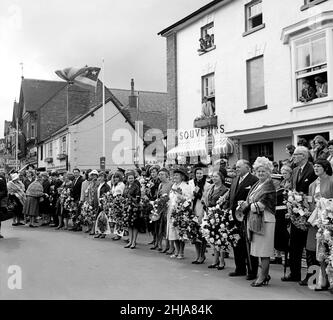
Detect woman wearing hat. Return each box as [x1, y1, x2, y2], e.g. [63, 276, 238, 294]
[166, 166, 192, 259]
[156, 168, 173, 252]
[188, 163, 211, 264]
[123, 170, 142, 249]
[79, 170, 99, 233]
[23, 173, 45, 228]
[7, 173, 26, 226]
[146, 165, 161, 249]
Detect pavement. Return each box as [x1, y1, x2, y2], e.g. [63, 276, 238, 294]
[0, 220, 332, 300]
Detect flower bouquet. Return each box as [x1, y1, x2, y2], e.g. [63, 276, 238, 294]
[150, 194, 169, 223]
[111, 195, 126, 235]
[123, 197, 141, 228]
[285, 190, 311, 231]
[170, 195, 194, 241]
[201, 191, 240, 251]
[202, 205, 240, 251]
[80, 201, 95, 226]
[312, 198, 333, 266]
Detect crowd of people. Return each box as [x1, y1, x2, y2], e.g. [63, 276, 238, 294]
[0, 134, 333, 293]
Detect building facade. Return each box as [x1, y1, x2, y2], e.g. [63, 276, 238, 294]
[159, 0, 333, 165]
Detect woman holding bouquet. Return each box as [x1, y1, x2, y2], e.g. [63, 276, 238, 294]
[308, 159, 333, 291]
[110, 171, 125, 240]
[123, 170, 142, 249]
[56, 173, 75, 230]
[189, 163, 211, 264]
[166, 167, 192, 259]
[156, 168, 173, 252]
[94, 173, 111, 238]
[243, 157, 276, 287]
[205, 171, 229, 269]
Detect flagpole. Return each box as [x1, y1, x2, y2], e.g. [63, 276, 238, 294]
[15, 117, 19, 171]
[102, 58, 106, 159]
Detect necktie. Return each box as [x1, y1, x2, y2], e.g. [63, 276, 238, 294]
[297, 168, 303, 183]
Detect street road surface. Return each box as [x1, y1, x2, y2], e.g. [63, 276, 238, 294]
[0, 220, 332, 300]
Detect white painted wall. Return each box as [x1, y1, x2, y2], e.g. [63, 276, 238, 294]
[176, 0, 333, 133]
[68, 100, 144, 171]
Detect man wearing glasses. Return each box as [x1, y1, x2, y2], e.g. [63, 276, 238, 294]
[281, 146, 316, 283]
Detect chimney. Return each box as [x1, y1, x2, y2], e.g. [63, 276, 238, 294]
[129, 78, 138, 108]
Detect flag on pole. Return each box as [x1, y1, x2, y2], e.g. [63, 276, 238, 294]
[55, 66, 101, 89]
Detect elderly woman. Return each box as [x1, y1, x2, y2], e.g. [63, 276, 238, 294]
[307, 159, 333, 291]
[241, 157, 276, 287]
[313, 135, 329, 161]
[23, 173, 45, 228]
[166, 167, 192, 259]
[189, 163, 211, 264]
[123, 170, 142, 249]
[7, 172, 26, 226]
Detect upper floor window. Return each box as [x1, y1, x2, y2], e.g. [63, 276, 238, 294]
[202, 73, 215, 115]
[246, 55, 266, 109]
[295, 32, 328, 103]
[60, 136, 66, 154]
[245, 0, 264, 34]
[31, 123, 36, 138]
[198, 22, 215, 54]
[301, 0, 328, 11]
[47, 142, 53, 157]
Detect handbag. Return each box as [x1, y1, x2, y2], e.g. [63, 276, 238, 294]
[248, 202, 264, 235]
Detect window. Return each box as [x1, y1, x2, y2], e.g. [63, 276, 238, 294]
[202, 73, 215, 112]
[246, 55, 265, 109]
[247, 142, 273, 165]
[60, 136, 66, 154]
[301, 0, 327, 11]
[31, 123, 35, 138]
[245, 0, 264, 33]
[198, 22, 215, 53]
[295, 32, 328, 102]
[47, 142, 53, 157]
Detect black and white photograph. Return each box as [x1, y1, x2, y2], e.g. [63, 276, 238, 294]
[1, 0, 333, 307]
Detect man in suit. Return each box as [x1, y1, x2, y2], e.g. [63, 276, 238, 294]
[228, 159, 259, 280]
[281, 146, 317, 283]
[70, 168, 83, 231]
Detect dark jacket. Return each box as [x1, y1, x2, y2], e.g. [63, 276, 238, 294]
[123, 182, 141, 201]
[0, 174, 8, 208]
[72, 176, 83, 202]
[291, 161, 317, 195]
[229, 173, 259, 221]
[300, 86, 316, 102]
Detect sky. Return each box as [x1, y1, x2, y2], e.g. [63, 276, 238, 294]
[0, 0, 210, 138]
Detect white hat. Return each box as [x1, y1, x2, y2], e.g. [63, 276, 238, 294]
[11, 173, 20, 181]
[89, 169, 99, 176]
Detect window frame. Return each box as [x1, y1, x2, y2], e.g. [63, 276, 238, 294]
[300, 0, 327, 11]
[47, 142, 53, 157]
[291, 28, 331, 107]
[198, 22, 216, 55]
[245, 54, 266, 111]
[243, 0, 265, 37]
[202, 72, 215, 99]
[60, 136, 67, 155]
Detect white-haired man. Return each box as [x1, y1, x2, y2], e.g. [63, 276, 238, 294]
[228, 159, 259, 280]
[281, 146, 316, 283]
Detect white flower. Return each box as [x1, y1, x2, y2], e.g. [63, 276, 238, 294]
[222, 233, 228, 239]
[295, 195, 302, 202]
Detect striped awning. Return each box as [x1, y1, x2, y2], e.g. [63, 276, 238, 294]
[212, 136, 234, 155]
[167, 136, 207, 159]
